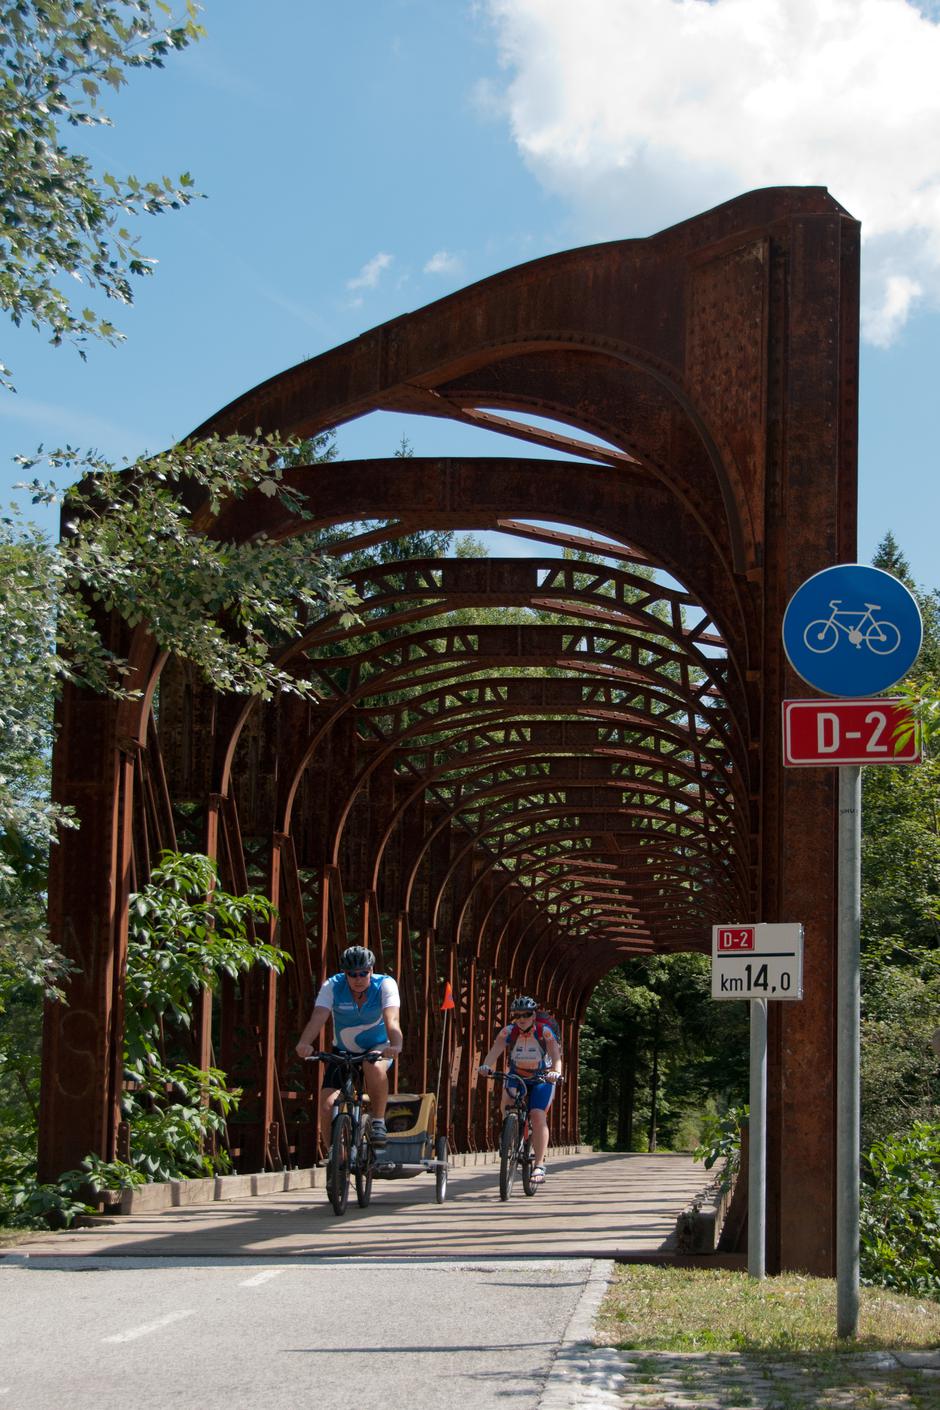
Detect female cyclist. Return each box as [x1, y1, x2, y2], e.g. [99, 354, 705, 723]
[478, 995, 562, 1184]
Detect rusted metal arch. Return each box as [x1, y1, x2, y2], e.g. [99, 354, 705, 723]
[334, 721, 744, 896]
[267, 623, 748, 941]
[300, 606, 749, 857]
[201, 467, 753, 809]
[317, 713, 744, 956]
[293, 625, 746, 805]
[337, 687, 747, 835]
[444, 828, 741, 956]
[349, 673, 745, 786]
[452, 845, 736, 971]
[204, 457, 755, 682]
[428, 799, 741, 951]
[398, 772, 740, 925]
[40, 189, 860, 1277]
[290, 555, 740, 697]
[378, 741, 744, 865]
[193, 190, 833, 588]
[460, 840, 741, 945]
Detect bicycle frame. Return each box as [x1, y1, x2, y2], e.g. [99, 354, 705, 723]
[309, 1051, 379, 1215]
[492, 1068, 549, 1199]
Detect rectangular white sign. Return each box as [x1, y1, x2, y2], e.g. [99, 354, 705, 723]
[711, 923, 804, 1001]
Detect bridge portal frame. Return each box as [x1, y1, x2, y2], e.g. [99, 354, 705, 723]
[39, 186, 859, 1275]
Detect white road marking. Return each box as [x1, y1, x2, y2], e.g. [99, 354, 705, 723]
[102, 1309, 194, 1343]
[238, 1268, 285, 1287]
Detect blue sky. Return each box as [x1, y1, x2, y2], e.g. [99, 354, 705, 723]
[1, 0, 937, 588]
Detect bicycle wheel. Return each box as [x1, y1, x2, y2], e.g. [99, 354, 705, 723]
[354, 1131, 374, 1208]
[434, 1134, 448, 1204]
[499, 1112, 519, 1200]
[328, 1112, 352, 1215]
[521, 1135, 539, 1196]
[866, 620, 901, 655]
[803, 619, 838, 653]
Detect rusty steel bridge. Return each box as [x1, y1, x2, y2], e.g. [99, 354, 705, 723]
[39, 187, 860, 1275]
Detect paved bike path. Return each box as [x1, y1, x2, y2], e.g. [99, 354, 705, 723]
[4, 1151, 716, 1262]
[0, 1256, 599, 1410]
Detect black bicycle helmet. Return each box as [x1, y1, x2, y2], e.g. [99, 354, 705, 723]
[510, 994, 537, 1014]
[341, 945, 375, 972]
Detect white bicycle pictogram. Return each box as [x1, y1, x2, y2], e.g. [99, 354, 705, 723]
[802, 600, 901, 656]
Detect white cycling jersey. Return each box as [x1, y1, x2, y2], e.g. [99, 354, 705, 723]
[501, 1025, 546, 1068]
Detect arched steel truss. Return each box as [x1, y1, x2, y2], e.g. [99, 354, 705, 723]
[39, 187, 860, 1274]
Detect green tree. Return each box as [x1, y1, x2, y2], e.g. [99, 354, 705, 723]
[579, 954, 748, 1152]
[0, 0, 204, 387]
[860, 534, 940, 1148]
[0, 433, 360, 995]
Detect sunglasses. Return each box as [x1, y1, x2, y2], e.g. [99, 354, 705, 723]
[512, 1012, 535, 1021]
[345, 968, 372, 978]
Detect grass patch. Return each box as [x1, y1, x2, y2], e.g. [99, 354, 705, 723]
[597, 1266, 940, 1352]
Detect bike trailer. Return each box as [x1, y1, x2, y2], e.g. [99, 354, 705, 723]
[382, 1091, 436, 1162]
[373, 1092, 448, 1196]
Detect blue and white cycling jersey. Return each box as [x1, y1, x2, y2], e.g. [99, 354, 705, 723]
[315, 973, 400, 1054]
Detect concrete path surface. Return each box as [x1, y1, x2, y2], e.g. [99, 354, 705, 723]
[5, 1150, 714, 1262]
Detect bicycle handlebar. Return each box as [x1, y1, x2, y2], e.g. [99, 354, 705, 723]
[485, 1067, 564, 1083]
[305, 1051, 385, 1066]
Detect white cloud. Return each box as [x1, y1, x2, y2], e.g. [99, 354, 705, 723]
[346, 252, 394, 294]
[485, 0, 940, 343]
[424, 250, 463, 276]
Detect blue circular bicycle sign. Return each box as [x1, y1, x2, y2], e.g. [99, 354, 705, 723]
[782, 564, 922, 696]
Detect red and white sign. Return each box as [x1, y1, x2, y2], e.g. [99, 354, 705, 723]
[717, 926, 756, 952]
[782, 698, 922, 767]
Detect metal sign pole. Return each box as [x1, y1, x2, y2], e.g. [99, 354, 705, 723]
[748, 996, 767, 1279]
[837, 763, 861, 1338]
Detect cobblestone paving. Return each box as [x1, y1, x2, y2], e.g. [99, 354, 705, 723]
[539, 1347, 940, 1409]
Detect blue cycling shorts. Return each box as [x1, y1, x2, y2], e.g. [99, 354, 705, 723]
[506, 1070, 556, 1112]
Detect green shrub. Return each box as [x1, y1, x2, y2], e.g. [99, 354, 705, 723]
[860, 1121, 940, 1297]
[0, 1152, 143, 1230]
[693, 1103, 747, 1194]
[122, 1059, 238, 1182]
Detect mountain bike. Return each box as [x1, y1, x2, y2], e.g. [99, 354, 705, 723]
[308, 1051, 384, 1215]
[490, 1068, 560, 1200]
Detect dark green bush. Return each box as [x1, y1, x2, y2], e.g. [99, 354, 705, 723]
[860, 1121, 940, 1297]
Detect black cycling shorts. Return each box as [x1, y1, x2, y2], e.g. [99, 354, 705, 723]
[321, 1048, 393, 1090]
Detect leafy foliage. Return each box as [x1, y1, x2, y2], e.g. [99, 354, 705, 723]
[119, 851, 285, 1179]
[579, 954, 748, 1152]
[121, 1059, 238, 1182]
[693, 1103, 748, 1194]
[860, 535, 940, 1151]
[16, 433, 361, 699]
[1, 433, 358, 997]
[0, 851, 284, 1224]
[860, 1122, 940, 1297]
[125, 849, 284, 1061]
[0, 0, 204, 386]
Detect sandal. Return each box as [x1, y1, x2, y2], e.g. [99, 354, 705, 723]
[532, 1165, 546, 1183]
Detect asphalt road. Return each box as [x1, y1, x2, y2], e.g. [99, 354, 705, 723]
[0, 1257, 596, 1410]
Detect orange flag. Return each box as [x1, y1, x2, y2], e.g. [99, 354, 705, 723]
[440, 981, 455, 1011]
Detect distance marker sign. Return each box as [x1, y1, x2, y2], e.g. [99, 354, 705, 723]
[782, 564, 922, 697]
[711, 924, 804, 1001]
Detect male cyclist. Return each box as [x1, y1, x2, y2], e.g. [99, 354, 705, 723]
[478, 995, 562, 1184]
[296, 945, 402, 1148]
